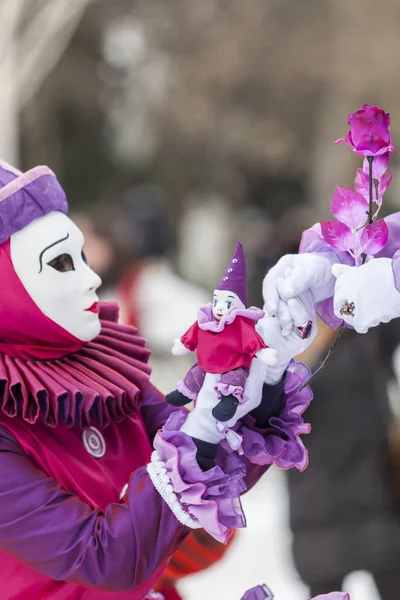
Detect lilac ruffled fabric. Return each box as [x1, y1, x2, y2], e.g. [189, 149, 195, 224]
[215, 381, 247, 403]
[240, 584, 274, 599]
[197, 303, 264, 332]
[153, 410, 247, 543]
[238, 362, 312, 471]
[0, 303, 151, 428]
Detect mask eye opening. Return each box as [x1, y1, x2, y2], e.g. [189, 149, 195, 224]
[47, 253, 75, 273]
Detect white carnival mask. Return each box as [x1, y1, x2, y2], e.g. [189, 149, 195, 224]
[10, 211, 102, 341]
[212, 289, 244, 321]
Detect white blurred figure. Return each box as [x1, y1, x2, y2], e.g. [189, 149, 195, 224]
[178, 191, 236, 290]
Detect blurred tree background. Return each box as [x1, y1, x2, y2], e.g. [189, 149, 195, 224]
[3, 0, 399, 228]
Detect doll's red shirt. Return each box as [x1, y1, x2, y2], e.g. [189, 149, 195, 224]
[181, 316, 266, 373]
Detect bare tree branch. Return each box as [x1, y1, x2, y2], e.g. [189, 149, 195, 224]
[17, 0, 94, 108]
[0, 0, 26, 62]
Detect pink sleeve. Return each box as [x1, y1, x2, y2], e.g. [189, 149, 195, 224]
[181, 321, 199, 351]
[0, 426, 188, 593]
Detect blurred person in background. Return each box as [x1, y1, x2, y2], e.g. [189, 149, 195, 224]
[259, 206, 400, 600]
[290, 319, 400, 600]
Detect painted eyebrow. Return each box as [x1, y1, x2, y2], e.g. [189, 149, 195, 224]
[38, 232, 70, 273]
[227, 295, 235, 299]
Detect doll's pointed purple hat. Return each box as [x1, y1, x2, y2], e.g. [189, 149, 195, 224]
[216, 241, 247, 306]
[0, 159, 68, 244]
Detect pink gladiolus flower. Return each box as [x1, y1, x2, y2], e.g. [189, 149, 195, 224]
[354, 169, 377, 204]
[334, 104, 396, 158]
[321, 183, 389, 262]
[359, 219, 389, 255]
[321, 221, 354, 253]
[362, 152, 390, 179]
[331, 185, 369, 229]
[378, 171, 393, 203]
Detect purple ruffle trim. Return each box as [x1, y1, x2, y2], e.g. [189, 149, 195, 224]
[197, 303, 264, 332]
[238, 362, 313, 471]
[153, 410, 247, 543]
[177, 380, 198, 401]
[215, 381, 247, 404]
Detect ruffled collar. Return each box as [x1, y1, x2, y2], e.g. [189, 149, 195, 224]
[197, 303, 264, 332]
[0, 303, 151, 428]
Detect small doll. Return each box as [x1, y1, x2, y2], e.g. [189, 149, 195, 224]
[166, 242, 277, 422]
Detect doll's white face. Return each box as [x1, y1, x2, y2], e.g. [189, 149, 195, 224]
[212, 289, 244, 321]
[10, 211, 102, 341]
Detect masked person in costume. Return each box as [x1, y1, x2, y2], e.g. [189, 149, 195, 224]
[0, 160, 314, 600]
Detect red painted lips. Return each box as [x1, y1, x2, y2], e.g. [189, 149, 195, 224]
[85, 302, 100, 314]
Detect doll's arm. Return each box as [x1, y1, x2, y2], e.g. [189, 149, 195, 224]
[172, 338, 191, 356]
[180, 321, 199, 352]
[171, 321, 199, 355]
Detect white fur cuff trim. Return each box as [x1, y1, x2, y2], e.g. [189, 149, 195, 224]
[147, 451, 201, 529]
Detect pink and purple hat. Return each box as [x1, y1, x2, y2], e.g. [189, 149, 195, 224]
[215, 241, 247, 306]
[0, 160, 68, 244]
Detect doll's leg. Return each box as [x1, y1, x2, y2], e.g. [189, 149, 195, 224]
[166, 364, 206, 406]
[212, 367, 249, 422]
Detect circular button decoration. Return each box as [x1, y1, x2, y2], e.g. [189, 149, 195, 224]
[232, 258, 238, 263]
[223, 276, 229, 281]
[82, 427, 106, 458]
[227, 268, 233, 273]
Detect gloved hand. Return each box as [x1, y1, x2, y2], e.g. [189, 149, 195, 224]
[257, 291, 317, 384]
[263, 252, 336, 334]
[333, 258, 400, 333]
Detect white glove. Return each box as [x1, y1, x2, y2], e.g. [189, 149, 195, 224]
[333, 258, 400, 333]
[263, 252, 336, 334]
[171, 338, 190, 356]
[255, 348, 278, 365]
[257, 291, 317, 384]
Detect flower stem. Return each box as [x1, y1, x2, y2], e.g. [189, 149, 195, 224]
[298, 323, 346, 391]
[298, 157, 374, 392]
[367, 155, 374, 224]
